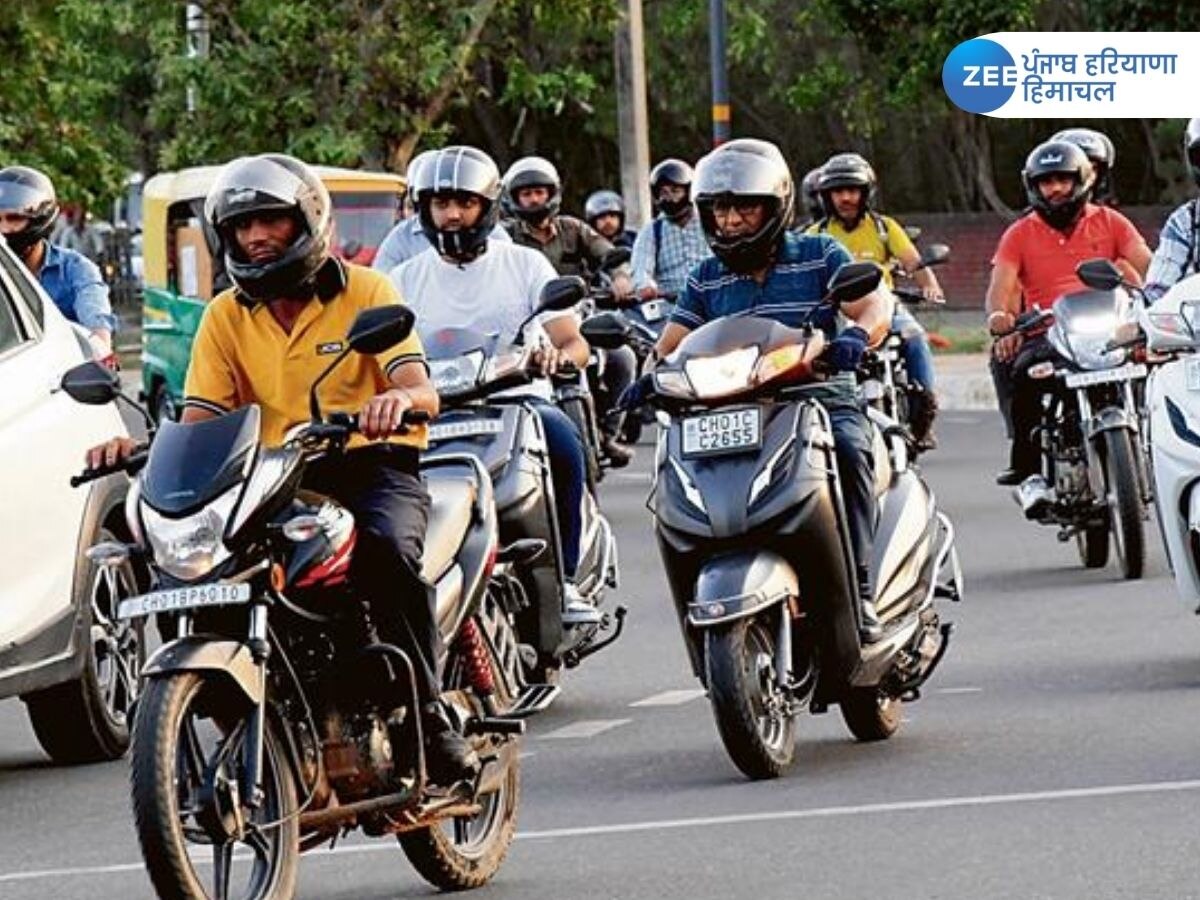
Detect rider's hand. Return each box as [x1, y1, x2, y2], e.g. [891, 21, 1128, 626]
[359, 388, 413, 440]
[923, 286, 945, 304]
[822, 326, 871, 372]
[617, 373, 654, 411]
[530, 343, 564, 377]
[611, 272, 634, 304]
[638, 281, 659, 301]
[993, 332, 1023, 362]
[85, 437, 140, 471]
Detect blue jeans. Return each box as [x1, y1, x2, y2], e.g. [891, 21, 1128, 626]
[532, 402, 587, 578]
[894, 307, 936, 391]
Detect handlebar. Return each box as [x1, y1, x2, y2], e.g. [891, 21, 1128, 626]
[71, 447, 149, 488]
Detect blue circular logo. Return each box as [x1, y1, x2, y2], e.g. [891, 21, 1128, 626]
[942, 38, 1016, 114]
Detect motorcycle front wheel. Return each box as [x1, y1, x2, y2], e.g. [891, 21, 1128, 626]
[1102, 428, 1146, 580]
[130, 673, 299, 900]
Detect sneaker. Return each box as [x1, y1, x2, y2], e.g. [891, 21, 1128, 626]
[1016, 475, 1053, 519]
[422, 702, 479, 787]
[601, 435, 634, 468]
[561, 581, 602, 627]
[995, 467, 1026, 486]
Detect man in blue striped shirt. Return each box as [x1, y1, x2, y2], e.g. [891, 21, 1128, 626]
[1146, 118, 1200, 303]
[654, 139, 891, 642]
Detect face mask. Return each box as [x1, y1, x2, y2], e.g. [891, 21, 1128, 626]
[2, 227, 40, 256]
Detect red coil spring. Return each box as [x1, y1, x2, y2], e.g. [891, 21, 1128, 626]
[457, 618, 495, 696]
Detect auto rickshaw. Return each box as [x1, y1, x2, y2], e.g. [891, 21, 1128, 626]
[139, 165, 405, 422]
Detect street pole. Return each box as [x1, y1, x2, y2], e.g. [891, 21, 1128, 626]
[709, 0, 730, 146]
[614, 0, 652, 228]
[185, 3, 210, 116]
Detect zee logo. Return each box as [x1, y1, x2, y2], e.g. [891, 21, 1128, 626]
[942, 38, 1018, 114]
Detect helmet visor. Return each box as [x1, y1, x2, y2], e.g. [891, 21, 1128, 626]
[694, 151, 782, 199]
[207, 158, 307, 226]
[0, 181, 49, 217]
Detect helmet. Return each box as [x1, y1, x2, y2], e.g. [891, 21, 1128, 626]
[1052, 128, 1116, 202]
[649, 158, 694, 220]
[800, 167, 824, 221]
[584, 189, 625, 230]
[1022, 140, 1094, 230]
[204, 154, 333, 301]
[414, 146, 502, 263]
[692, 138, 794, 274]
[1184, 118, 1200, 188]
[403, 149, 437, 211]
[817, 153, 876, 223]
[501, 156, 561, 225]
[0, 166, 59, 255]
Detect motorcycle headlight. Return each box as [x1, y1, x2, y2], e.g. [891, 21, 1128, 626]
[484, 348, 528, 382]
[142, 488, 238, 581]
[683, 347, 759, 400]
[429, 351, 484, 396]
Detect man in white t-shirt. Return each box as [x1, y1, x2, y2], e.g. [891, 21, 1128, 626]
[391, 145, 599, 625]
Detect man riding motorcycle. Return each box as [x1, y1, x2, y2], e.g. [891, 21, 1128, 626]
[585, 189, 637, 249]
[85, 153, 477, 784]
[807, 152, 944, 449]
[648, 138, 891, 642]
[1053, 127, 1118, 206]
[0, 165, 117, 361]
[630, 158, 711, 302]
[392, 145, 603, 626]
[985, 139, 1151, 514]
[1145, 118, 1200, 303]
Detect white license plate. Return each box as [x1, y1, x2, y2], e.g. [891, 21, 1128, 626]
[681, 407, 762, 457]
[117, 583, 252, 620]
[641, 300, 669, 323]
[1187, 358, 1200, 392]
[1064, 363, 1147, 389]
[427, 419, 505, 442]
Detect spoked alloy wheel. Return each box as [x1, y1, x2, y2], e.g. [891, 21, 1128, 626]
[130, 673, 298, 900]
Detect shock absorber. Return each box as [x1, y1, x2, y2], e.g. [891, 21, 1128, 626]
[456, 618, 495, 698]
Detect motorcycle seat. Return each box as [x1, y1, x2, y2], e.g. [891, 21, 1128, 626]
[421, 475, 476, 582]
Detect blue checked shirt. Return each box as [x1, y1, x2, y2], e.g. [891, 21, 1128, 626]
[39, 242, 117, 332]
[1145, 199, 1200, 303]
[630, 210, 711, 297]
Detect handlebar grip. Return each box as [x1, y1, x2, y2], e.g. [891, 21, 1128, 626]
[71, 449, 148, 487]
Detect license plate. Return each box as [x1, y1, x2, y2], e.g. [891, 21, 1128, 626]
[427, 419, 505, 442]
[641, 300, 669, 323]
[117, 583, 252, 620]
[1187, 358, 1200, 392]
[1064, 363, 1147, 389]
[681, 407, 762, 457]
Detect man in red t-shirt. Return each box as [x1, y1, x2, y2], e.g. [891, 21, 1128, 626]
[984, 139, 1150, 507]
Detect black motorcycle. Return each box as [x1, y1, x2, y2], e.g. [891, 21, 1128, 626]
[63, 306, 551, 899]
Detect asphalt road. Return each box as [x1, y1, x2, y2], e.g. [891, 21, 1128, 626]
[3, 413, 1200, 900]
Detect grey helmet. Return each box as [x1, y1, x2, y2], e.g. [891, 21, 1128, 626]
[800, 166, 824, 221]
[1022, 140, 1095, 230]
[649, 158, 694, 220]
[817, 152, 876, 224]
[0, 166, 59, 255]
[204, 154, 333, 301]
[1052, 128, 1116, 202]
[693, 138, 794, 274]
[1185, 118, 1200, 188]
[584, 189, 625, 230]
[403, 149, 437, 212]
[501, 156, 561, 225]
[414, 146, 502, 262]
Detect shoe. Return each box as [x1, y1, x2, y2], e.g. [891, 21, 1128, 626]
[1016, 474, 1053, 519]
[995, 467, 1026, 486]
[561, 581, 602, 627]
[909, 389, 939, 452]
[601, 435, 634, 468]
[422, 702, 479, 787]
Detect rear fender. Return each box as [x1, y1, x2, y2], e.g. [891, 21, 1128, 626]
[687, 551, 797, 627]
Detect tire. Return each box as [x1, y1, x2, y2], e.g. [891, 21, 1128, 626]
[840, 687, 903, 742]
[398, 760, 521, 891]
[25, 525, 144, 764]
[1076, 525, 1109, 569]
[130, 673, 298, 900]
[704, 617, 796, 780]
[1102, 429, 1146, 580]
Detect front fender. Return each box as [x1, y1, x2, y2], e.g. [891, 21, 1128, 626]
[688, 551, 798, 627]
[1086, 405, 1137, 441]
[143, 637, 263, 706]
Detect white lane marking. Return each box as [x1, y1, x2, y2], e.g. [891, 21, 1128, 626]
[537, 719, 631, 740]
[630, 689, 706, 707]
[944, 415, 984, 425]
[611, 472, 652, 484]
[11, 779, 1200, 882]
[938, 686, 983, 695]
[519, 751, 538, 759]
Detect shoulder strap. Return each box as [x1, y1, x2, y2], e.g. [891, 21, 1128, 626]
[870, 212, 891, 255]
[653, 217, 664, 270]
[1186, 198, 1200, 275]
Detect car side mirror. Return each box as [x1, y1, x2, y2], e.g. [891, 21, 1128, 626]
[580, 312, 634, 350]
[826, 262, 883, 306]
[1076, 258, 1125, 291]
[346, 305, 415, 355]
[537, 275, 587, 313]
[60, 361, 120, 405]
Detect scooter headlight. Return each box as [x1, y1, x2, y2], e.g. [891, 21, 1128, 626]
[683, 347, 759, 399]
[429, 351, 485, 397]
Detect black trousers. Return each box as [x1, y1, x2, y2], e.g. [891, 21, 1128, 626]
[591, 346, 638, 437]
[1007, 335, 1067, 477]
[303, 445, 439, 706]
[827, 400, 875, 594]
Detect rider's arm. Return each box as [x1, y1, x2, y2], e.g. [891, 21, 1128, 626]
[1111, 211, 1152, 281]
[985, 261, 1022, 333]
[543, 314, 591, 369]
[655, 322, 692, 360]
[1144, 203, 1194, 303]
[841, 288, 891, 344]
[630, 223, 655, 290]
[65, 253, 118, 344]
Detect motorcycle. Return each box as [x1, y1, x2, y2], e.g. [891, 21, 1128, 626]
[422, 278, 625, 685]
[62, 305, 551, 899]
[602, 262, 962, 780]
[1004, 262, 1151, 580]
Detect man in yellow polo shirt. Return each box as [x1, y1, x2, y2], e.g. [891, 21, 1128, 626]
[87, 154, 476, 784]
[807, 152, 945, 450]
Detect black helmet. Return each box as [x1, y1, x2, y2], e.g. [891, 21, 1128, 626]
[0, 166, 59, 255]
[1053, 128, 1116, 202]
[584, 189, 625, 229]
[205, 154, 333, 302]
[1184, 118, 1200, 188]
[501, 156, 561, 225]
[414, 146, 502, 263]
[693, 138, 794, 274]
[818, 153, 876, 223]
[800, 167, 824, 221]
[1022, 140, 1094, 230]
[650, 158, 694, 220]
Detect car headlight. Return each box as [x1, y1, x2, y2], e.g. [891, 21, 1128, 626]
[683, 347, 759, 399]
[429, 351, 484, 396]
[142, 488, 237, 581]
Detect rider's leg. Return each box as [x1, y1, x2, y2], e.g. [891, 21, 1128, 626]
[827, 402, 882, 642]
[599, 345, 636, 464]
[894, 308, 939, 449]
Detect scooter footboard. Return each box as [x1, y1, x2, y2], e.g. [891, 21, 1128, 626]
[687, 551, 798, 627]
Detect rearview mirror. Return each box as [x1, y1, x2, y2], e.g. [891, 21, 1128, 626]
[580, 312, 634, 350]
[1076, 258, 1124, 291]
[826, 262, 882, 306]
[60, 361, 120, 405]
[538, 276, 587, 313]
[600, 247, 631, 271]
[346, 305, 415, 355]
[919, 243, 951, 268]
[903, 225, 922, 241]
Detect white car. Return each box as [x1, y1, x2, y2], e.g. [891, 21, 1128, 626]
[0, 239, 142, 763]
